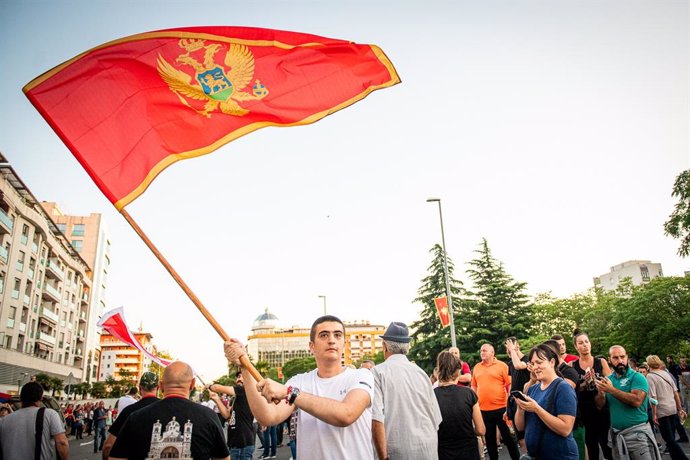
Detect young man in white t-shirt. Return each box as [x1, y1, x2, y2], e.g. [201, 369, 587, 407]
[224, 315, 375, 460]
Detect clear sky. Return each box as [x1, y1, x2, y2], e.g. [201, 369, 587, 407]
[1, 0, 688, 381]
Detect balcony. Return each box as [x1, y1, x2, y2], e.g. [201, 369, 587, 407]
[31, 242, 38, 254]
[37, 331, 56, 346]
[0, 245, 7, 264]
[45, 259, 64, 280]
[78, 311, 87, 322]
[0, 209, 13, 234]
[6, 318, 14, 328]
[23, 295, 30, 306]
[19, 322, 26, 333]
[42, 283, 61, 303]
[76, 331, 85, 341]
[27, 268, 34, 281]
[40, 307, 59, 324]
[81, 292, 88, 304]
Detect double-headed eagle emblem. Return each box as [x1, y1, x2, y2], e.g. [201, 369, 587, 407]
[157, 38, 269, 117]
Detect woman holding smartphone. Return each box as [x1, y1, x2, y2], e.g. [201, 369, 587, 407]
[514, 344, 578, 460]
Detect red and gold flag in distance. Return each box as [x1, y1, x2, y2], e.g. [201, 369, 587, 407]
[434, 297, 451, 328]
[24, 26, 400, 210]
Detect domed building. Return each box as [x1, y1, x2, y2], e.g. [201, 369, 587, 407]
[251, 308, 281, 333]
[247, 308, 311, 368]
[246, 308, 387, 371]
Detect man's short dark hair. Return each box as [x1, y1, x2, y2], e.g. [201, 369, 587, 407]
[20, 381, 43, 405]
[128, 387, 138, 395]
[551, 334, 564, 341]
[309, 315, 345, 342]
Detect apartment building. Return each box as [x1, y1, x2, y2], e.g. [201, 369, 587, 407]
[0, 154, 93, 394]
[41, 202, 111, 383]
[97, 329, 154, 381]
[593, 260, 664, 291]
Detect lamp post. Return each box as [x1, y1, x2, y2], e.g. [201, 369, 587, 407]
[318, 295, 327, 315]
[426, 198, 457, 348]
[67, 372, 74, 401]
[17, 372, 29, 394]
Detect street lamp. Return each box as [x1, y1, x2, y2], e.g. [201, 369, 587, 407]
[318, 295, 327, 315]
[426, 198, 457, 348]
[66, 372, 74, 401]
[17, 372, 29, 394]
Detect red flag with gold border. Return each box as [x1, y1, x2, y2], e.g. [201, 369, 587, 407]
[24, 26, 400, 210]
[434, 297, 451, 328]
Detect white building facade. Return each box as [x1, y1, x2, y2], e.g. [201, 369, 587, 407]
[594, 260, 663, 291]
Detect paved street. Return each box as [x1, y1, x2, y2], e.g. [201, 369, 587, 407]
[67, 430, 690, 459]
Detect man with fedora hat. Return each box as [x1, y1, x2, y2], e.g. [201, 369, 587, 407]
[372, 321, 443, 460]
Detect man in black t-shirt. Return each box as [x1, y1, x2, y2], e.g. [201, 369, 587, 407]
[102, 371, 160, 460]
[109, 362, 229, 460]
[208, 370, 256, 460]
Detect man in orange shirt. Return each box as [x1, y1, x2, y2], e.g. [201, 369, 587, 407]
[471, 344, 521, 460]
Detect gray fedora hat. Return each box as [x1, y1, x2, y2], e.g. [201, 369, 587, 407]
[380, 322, 411, 343]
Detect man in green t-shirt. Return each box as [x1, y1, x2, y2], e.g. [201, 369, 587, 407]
[595, 345, 661, 460]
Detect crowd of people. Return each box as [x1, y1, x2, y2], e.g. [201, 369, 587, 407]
[0, 314, 688, 460]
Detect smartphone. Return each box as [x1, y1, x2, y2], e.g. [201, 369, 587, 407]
[510, 390, 528, 402]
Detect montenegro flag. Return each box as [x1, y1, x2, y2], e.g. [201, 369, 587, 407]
[434, 297, 451, 328]
[24, 26, 400, 210]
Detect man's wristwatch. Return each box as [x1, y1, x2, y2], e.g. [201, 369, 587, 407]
[286, 386, 301, 405]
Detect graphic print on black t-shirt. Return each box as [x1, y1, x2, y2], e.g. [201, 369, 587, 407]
[146, 416, 193, 459]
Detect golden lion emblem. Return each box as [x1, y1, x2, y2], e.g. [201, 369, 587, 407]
[157, 38, 268, 117]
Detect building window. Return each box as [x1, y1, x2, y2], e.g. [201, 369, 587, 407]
[12, 278, 20, 299]
[16, 251, 25, 272]
[71, 240, 83, 252]
[640, 266, 650, 282]
[20, 224, 29, 245]
[72, 224, 85, 236]
[57, 223, 67, 234]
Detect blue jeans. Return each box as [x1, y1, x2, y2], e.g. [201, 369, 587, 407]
[93, 425, 107, 452]
[289, 439, 297, 459]
[230, 445, 255, 460]
[262, 425, 277, 457]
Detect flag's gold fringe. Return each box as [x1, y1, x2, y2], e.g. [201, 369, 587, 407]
[114, 66, 400, 210]
[23, 31, 328, 92]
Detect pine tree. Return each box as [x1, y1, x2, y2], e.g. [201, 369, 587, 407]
[409, 244, 468, 373]
[458, 238, 532, 362]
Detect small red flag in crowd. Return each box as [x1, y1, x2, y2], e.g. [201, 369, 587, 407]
[24, 26, 400, 210]
[434, 297, 451, 328]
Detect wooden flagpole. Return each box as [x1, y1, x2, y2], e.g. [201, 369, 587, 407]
[120, 209, 262, 382]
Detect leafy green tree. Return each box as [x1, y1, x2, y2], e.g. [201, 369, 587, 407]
[149, 349, 173, 381]
[609, 276, 690, 358]
[664, 169, 690, 257]
[90, 381, 107, 398]
[117, 369, 136, 390]
[50, 377, 63, 397]
[530, 291, 597, 340]
[282, 356, 316, 380]
[460, 238, 532, 363]
[409, 244, 468, 373]
[105, 375, 124, 397]
[34, 373, 53, 393]
[74, 382, 90, 400]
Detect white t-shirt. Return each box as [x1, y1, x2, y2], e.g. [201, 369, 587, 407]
[286, 367, 375, 460]
[117, 395, 137, 413]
